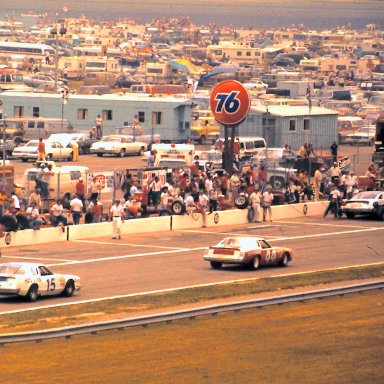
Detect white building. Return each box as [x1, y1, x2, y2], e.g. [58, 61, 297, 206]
[0, 91, 194, 142]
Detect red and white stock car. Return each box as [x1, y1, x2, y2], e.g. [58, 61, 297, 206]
[203, 236, 293, 270]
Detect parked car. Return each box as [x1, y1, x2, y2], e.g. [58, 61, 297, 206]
[48, 132, 97, 155]
[0, 139, 17, 159]
[342, 191, 384, 220]
[0, 262, 80, 302]
[12, 140, 74, 162]
[90, 135, 147, 157]
[344, 126, 376, 146]
[203, 236, 293, 270]
[23, 73, 64, 88]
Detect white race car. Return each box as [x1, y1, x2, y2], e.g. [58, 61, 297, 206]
[0, 262, 81, 301]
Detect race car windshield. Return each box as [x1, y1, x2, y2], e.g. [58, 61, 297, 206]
[353, 192, 382, 200]
[217, 237, 257, 248]
[0, 265, 26, 275]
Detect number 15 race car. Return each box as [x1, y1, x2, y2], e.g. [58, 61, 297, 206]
[203, 237, 293, 270]
[0, 262, 81, 302]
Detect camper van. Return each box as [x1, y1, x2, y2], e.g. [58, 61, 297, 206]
[21, 161, 90, 208]
[0, 117, 73, 142]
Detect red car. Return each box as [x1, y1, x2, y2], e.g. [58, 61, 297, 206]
[203, 236, 293, 270]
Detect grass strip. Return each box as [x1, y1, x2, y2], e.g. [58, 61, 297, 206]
[1, 264, 383, 333]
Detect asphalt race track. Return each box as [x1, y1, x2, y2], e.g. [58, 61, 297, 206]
[0, 215, 383, 313]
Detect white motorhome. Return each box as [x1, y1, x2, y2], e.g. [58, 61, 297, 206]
[21, 161, 90, 209]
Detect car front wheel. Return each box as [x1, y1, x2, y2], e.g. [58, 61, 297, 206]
[138, 147, 145, 156]
[279, 252, 289, 267]
[346, 212, 355, 219]
[62, 280, 75, 297]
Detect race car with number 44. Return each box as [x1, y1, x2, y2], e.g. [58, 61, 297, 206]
[203, 237, 293, 270]
[0, 262, 81, 302]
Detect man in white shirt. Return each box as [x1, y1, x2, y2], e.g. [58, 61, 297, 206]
[26, 202, 42, 230]
[262, 186, 274, 222]
[328, 162, 341, 183]
[70, 194, 84, 225]
[197, 188, 209, 228]
[51, 199, 67, 227]
[324, 186, 342, 219]
[11, 192, 20, 212]
[250, 187, 262, 223]
[109, 199, 125, 239]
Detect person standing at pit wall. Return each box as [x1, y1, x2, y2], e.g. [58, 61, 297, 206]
[262, 186, 274, 222]
[110, 199, 125, 240]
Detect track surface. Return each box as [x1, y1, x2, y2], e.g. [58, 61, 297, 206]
[0, 216, 383, 312]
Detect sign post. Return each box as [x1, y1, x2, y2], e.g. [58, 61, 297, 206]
[210, 80, 251, 175]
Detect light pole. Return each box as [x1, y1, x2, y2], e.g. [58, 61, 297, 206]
[2, 114, 7, 190]
[51, 21, 67, 90]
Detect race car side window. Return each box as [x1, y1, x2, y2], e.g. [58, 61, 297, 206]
[38, 266, 53, 276]
[259, 240, 271, 249]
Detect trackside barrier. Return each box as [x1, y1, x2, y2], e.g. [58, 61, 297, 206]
[0, 202, 327, 248]
[0, 226, 67, 248]
[67, 216, 171, 241]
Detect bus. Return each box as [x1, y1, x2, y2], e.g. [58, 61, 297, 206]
[0, 42, 55, 61]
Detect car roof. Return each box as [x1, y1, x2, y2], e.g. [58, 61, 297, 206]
[0, 262, 42, 268]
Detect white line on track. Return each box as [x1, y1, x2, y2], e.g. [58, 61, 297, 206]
[1, 261, 383, 315]
[72, 239, 189, 250]
[1, 255, 75, 262]
[275, 220, 379, 229]
[47, 247, 207, 267]
[268, 227, 384, 242]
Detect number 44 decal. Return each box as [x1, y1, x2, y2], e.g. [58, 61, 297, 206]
[265, 249, 277, 262]
[214, 91, 241, 114]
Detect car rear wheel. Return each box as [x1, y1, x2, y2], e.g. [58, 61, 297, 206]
[67, 152, 74, 161]
[210, 261, 222, 269]
[21, 158, 28, 162]
[26, 284, 39, 302]
[62, 280, 75, 297]
[138, 147, 145, 156]
[279, 252, 289, 267]
[97, 153, 103, 157]
[346, 212, 355, 219]
[46, 154, 53, 161]
[369, 139, 374, 146]
[249, 256, 260, 270]
[119, 149, 126, 157]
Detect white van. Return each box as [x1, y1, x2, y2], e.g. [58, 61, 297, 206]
[237, 137, 267, 158]
[21, 161, 90, 208]
[151, 143, 195, 169]
[337, 116, 365, 143]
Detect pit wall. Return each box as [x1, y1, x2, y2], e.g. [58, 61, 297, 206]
[0, 202, 327, 248]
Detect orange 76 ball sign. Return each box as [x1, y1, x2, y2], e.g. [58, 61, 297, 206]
[209, 80, 251, 126]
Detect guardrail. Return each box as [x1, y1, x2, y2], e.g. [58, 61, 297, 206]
[0, 280, 382, 345]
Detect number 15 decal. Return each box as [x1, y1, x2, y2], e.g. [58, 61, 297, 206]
[214, 91, 241, 114]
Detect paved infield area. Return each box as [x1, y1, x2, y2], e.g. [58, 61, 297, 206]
[0, 215, 383, 313]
